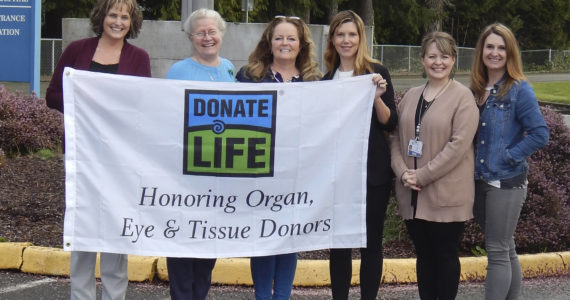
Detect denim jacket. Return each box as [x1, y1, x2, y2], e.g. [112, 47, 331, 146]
[475, 79, 549, 181]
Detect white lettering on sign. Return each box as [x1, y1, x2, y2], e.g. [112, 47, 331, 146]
[0, 28, 20, 35]
[0, 15, 26, 22]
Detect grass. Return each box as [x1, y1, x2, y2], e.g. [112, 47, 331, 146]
[533, 81, 570, 104]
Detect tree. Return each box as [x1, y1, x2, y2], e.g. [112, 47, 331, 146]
[138, 0, 180, 20]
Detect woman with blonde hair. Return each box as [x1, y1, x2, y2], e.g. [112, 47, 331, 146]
[471, 23, 548, 300]
[323, 10, 397, 300]
[236, 16, 321, 300]
[391, 31, 479, 299]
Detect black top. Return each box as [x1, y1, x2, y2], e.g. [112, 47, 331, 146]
[323, 63, 398, 186]
[235, 67, 303, 83]
[89, 61, 119, 74]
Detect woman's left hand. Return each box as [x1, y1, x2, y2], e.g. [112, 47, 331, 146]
[372, 73, 388, 99]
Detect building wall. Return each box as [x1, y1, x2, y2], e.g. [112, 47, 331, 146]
[62, 19, 373, 78]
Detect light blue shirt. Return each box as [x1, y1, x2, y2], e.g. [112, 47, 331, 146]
[166, 57, 236, 82]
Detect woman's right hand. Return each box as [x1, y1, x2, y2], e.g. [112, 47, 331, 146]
[402, 170, 422, 191]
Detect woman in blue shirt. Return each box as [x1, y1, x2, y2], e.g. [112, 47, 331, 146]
[165, 8, 235, 300]
[470, 23, 549, 300]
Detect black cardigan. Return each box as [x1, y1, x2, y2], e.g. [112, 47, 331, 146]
[322, 63, 398, 186]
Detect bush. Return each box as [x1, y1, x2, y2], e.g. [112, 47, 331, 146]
[461, 106, 570, 253]
[0, 148, 5, 168]
[0, 85, 63, 155]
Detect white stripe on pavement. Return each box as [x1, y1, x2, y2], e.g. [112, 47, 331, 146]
[0, 278, 56, 294]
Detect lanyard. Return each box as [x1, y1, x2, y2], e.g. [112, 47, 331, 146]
[415, 79, 451, 139]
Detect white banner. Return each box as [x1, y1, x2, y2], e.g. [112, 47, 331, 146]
[62, 68, 375, 258]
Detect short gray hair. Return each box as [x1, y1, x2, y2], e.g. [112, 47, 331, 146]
[183, 8, 227, 38]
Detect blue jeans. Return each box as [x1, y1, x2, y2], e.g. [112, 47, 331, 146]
[474, 180, 526, 300]
[250, 253, 297, 300]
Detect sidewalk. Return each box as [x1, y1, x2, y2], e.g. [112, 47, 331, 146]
[1, 243, 568, 285]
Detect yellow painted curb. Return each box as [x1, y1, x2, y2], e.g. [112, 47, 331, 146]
[519, 252, 568, 277]
[459, 256, 487, 281]
[128, 255, 158, 282]
[382, 258, 416, 283]
[293, 259, 330, 286]
[21, 246, 70, 276]
[3, 243, 569, 286]
[156, 257, 168, 281]
[0, 242, 32, 270]
[157, 257, 254, 285]
[212, 258, 252, 285]
[557, 251, 570, 275]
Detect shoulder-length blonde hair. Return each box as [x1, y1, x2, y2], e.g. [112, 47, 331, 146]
[471, 23, 527, 104]
[90, 0, 143, 39]
[244, 16, 321, 82]
[324, 10, 380, 75]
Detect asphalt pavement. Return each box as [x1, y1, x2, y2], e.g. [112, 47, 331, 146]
[1, 270, 569, 299]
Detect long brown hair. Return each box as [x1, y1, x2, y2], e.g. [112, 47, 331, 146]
[471, 23, 527, 104]
[324, 10, 380, 75]
[90, 0, 143, 39]
[244, 17, 321, 82]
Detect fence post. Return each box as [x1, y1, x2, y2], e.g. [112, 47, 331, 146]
[51, 39, 55, 75]
[408, 46, 411, 72]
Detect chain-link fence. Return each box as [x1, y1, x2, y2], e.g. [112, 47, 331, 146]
[372, 45, 569, 74]
[40, 39, 62, 78]
[38, 39, 568, 77]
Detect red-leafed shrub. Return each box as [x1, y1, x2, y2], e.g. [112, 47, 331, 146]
[0, 85, 63, 155]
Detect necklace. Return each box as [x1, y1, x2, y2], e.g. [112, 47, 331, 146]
[422, 79, 452, 102]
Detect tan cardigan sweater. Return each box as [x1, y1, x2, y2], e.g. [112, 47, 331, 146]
[390, 80, 479, 222]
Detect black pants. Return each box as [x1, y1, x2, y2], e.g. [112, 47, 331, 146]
[166, 257, 216, 300]
[405, 219, 464, 300]
[329, 184, 391, 300]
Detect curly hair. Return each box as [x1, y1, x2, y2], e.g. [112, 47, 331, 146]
[324, 10, 380, 76]
[244, 17, 321, 82]
[470, 23, 527, 104]
[90, 0, 143, 39]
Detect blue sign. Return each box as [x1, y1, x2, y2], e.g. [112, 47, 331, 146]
[0, 0, 41, 93]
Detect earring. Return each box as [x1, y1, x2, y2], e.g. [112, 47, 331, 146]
[449, 68, 455, 79]
[422, 70, 427, 79]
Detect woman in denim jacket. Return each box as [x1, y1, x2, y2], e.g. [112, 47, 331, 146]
[470, 23, 549, 300]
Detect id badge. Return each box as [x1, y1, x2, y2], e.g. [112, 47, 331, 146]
[407, 139, 423, 157]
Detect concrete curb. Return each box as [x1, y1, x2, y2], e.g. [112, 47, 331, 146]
[1, 243, 568, 285]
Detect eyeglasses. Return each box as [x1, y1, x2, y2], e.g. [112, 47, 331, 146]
[191, 30, 219, 39]
[275, 15, 301, 20]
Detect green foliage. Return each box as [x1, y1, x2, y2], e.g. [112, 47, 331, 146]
[139, 0, 180, 20]
[32, 149, 58, 160]
[41, 0, 570, 49]
[0, 148, 5, 168]
[0, 236, 7, 243]
[382, 197, 408, 244]
[470, 245, 487, 257]
[533, 82, 570, 104]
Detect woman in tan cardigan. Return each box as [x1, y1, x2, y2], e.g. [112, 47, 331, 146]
[390, 31, 479, 299]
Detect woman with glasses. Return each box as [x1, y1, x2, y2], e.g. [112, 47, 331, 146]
[235, 15, 321, 300]
[164, 8, 235, 300]
[471, 23, 548, 300]
[322, 10, 397, 300]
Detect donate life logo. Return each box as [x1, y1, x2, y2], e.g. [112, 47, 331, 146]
[183, 90, 277, 177]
